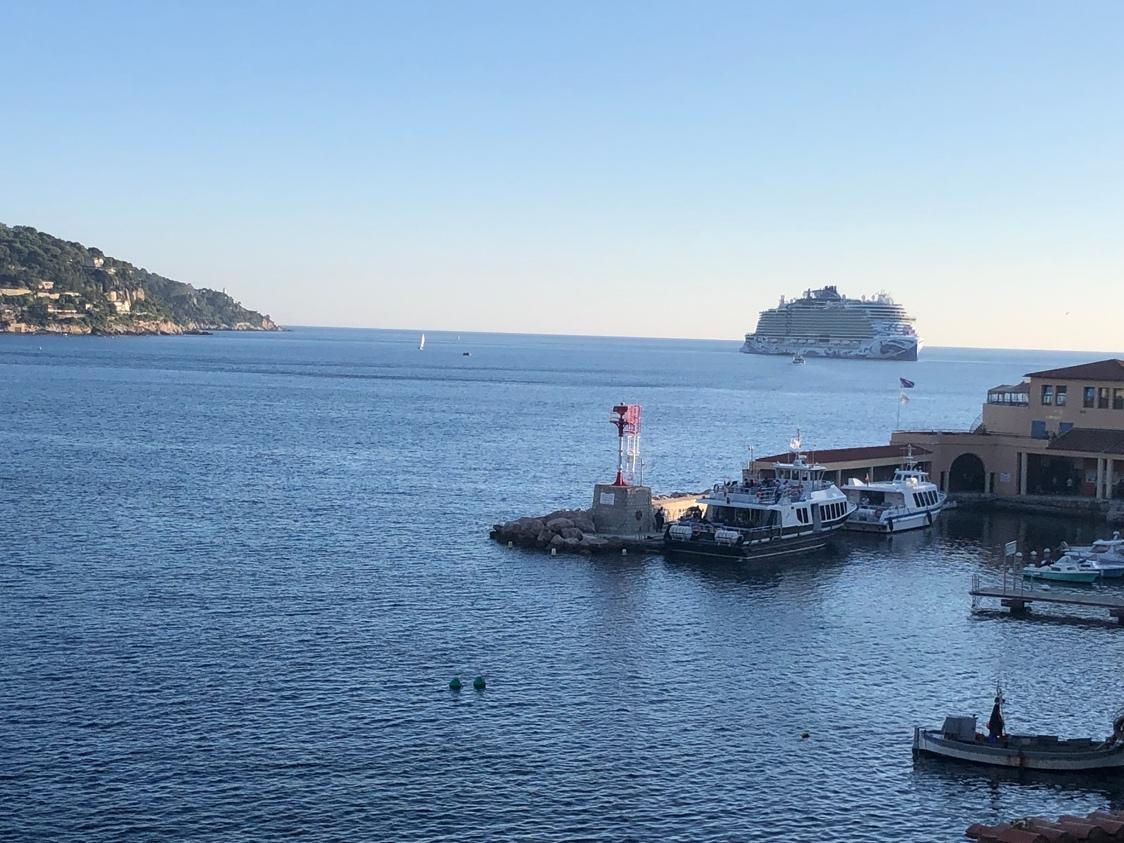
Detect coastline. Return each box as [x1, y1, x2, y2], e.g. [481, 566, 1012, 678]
[0, 318, 280, 336]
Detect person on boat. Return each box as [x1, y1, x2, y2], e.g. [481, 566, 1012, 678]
[654, 508, 665, 530]
[986, 694, 1005, 744]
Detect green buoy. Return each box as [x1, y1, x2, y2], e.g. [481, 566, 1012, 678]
[473, 675, 486, 690]
[449, 676, 463, 691]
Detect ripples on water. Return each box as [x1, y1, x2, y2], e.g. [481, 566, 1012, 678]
[2, 330, 1123, 841]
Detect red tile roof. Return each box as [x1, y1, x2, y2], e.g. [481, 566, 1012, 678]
[756, 444, 931, 464]
[1025, 358, 1124, 381]
[1048, 427, 1124, 454]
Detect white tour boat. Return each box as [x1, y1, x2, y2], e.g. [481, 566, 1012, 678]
[663, 438, 855, 561]
[842, 449, 945, 533]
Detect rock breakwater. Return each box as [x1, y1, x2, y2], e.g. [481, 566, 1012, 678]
[489, 508, 661, 555]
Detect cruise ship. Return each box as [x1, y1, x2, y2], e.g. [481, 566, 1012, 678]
[741, 286, 921, 361]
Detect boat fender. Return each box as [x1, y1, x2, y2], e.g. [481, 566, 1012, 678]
[887, 518, 894, 531]
[925, 511, 933, 526]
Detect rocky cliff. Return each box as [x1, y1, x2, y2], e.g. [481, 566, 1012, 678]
[0, 223, 278, 335]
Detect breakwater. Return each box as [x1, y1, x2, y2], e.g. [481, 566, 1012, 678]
[489, 507, 663, 555]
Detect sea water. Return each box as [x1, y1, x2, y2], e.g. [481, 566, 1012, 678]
[2, 329, 1122, 841]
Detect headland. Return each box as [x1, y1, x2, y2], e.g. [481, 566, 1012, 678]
[0, 223, 277, 336]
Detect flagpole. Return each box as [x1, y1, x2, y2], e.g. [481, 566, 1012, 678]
[896, 390, 902, 430]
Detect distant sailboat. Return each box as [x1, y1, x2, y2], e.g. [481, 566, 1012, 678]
[418, 333, 426, 350]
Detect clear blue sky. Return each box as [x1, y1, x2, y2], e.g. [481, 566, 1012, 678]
[3, 1, 1121, 348]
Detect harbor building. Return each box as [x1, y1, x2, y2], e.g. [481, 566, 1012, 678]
[749, 444, 932, 487]
[891, 359, 1124, 504]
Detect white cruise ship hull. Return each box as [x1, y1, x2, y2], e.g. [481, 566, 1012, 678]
[740, 334, 920, 361]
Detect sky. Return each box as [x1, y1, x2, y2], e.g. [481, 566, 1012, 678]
[2, 1, 1122, 349]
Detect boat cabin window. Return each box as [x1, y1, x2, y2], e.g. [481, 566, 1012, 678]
[795, 507, 810, 524]
[818, 501, 846, 521]
[707, 506, 776, 529]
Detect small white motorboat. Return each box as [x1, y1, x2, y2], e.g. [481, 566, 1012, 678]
[842, 448, 945, 534]
[1023, 556, 1100, 583]
[792, 353, 806, 365]
[1062, 532, 1124, 578]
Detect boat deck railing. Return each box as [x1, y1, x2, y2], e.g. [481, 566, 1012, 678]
[674, 519, 781, 541]
[705, 479, 828, 505]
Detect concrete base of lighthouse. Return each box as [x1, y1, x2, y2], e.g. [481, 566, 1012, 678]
[592, 483, 654, 535]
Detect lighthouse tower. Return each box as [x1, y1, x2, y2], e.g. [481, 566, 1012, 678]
[591, 403, 654, 535]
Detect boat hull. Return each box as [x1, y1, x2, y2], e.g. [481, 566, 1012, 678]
[1023, 571, 1100, 583]
[663, 528, 838, 562]
[912, 728, 1124, 772]
[844, 507, 941, 534]
[740, 335, 919, 361]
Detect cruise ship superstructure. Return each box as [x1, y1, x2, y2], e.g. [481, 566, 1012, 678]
[741, 286, 921, 361]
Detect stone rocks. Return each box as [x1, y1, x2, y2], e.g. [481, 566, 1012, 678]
[491, 507, 606, 554]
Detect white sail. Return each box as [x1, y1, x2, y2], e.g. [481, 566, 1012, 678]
[418, 333, 425, 350]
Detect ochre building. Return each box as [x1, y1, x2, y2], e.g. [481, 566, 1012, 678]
[892, 359, 1124, 501]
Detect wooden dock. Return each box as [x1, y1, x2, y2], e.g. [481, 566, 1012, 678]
[971, 575, 1124, 623]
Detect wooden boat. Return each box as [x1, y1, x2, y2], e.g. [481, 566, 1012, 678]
[913, 692, 1124, 772]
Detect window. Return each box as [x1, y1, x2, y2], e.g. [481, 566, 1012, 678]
[1041, 384, 1053, 406]
[1031, 420, 1047, 439]
[1115, 389, 1124, 410]
[1099, 387, 1110, 409]
[1084, 386, 1096, 408]
[1056, 386, 1067, 406]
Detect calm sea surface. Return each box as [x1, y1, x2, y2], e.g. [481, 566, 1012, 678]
[2, 329, 1123, 841]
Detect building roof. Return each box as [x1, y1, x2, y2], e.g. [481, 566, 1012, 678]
[1048, 427, 1124, 455]
[987, 382, 1029, 394]
[756, 444, 931, 464]
[1025, 359, 1124, 382]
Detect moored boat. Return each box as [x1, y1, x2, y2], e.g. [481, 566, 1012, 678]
[1023, 557, 1101, 583]
[1062, 532, 1124, 579]
[663, 436, 855, 561]
[842, 448, 945, 534]
[913, 691, 1124, 773]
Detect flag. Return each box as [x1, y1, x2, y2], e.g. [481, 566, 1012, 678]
[899, 377, 915, 389]
[899, 391, 910, 404]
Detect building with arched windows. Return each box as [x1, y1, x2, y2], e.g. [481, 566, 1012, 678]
[891, 359, 1124, 503]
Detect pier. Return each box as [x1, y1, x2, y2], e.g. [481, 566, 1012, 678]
[971, 574, 1124, 623]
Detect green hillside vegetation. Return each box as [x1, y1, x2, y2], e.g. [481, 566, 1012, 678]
[0, 223, 276, 333]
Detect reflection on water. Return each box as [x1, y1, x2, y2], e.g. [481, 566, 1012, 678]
[2, 331, 1124, 841]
